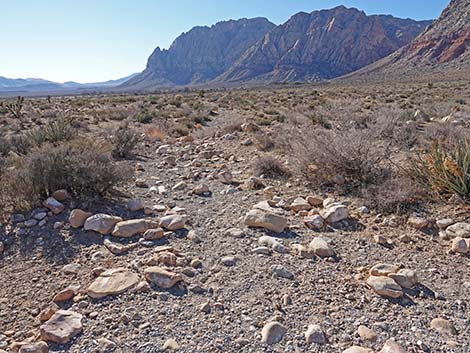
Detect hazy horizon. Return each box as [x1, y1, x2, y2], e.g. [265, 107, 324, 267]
[1, 0, 448, 83]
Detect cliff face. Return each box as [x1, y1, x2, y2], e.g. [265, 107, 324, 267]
[124, 18, 275, 89]
[348, 0, 470, 80]
[216, 6, 431, 83]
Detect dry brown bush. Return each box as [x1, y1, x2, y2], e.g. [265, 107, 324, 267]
[289, 127, 393, 187]
[254, 133, 275, 152]
[361, 176, 423, 214]
[108, 126, 140, 159]
[253, 155, 291, 180]
[0, 140, 131, 211]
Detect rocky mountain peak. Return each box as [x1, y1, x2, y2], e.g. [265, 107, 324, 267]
[216, 6, 431, 84]
[124, 17, 275, 89]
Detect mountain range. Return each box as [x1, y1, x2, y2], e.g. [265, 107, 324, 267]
[1, 0, 468, 95]
[0, 73, 138, 94]
[124, 6, 432, 89]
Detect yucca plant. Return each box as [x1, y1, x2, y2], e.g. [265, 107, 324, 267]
[6, 96, 25, 120]
[412, 139, 470, 201]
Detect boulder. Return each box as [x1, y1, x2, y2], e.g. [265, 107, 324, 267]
[103, 238, 136, 255]
[258, 235, 287, 253]
[305, 324, 326, 344]
[430, 318, 458, 336]
[160, 215, 187, 231]
[290, 197, 311, 212]
[84, 214, 123, 235]
[304, 214, 325, 230]
[379, 339, 407, 353]
[192, 184, 210, 195]
[53, 285, 80, 302]
[306, 196, 324, 206]
[320, 204, 349, 223]
[87, 268, 139, 298]
[17, 341, 48, 353]
[51, 189, 69, 201]
[112, 219, 160, 238]
[69, 209, 92, 228]
[218, 170, 233, 184]
[244, 209, 287, 233]
[143, 228, 165, 240]
[271, 265, 294, 279]
[451, 237, 468, 254]
[261, 321, 286, 345]
[388, 269, 418, 289]
[144, 267, 183, 288]
[407, 215, 429, 230]
[367, 276, 403, 298]
[369, 264, 399, 276]
[40, 310, 82, 344]
[357, 325, 377, 341]
[309, 237, 335, 257]
[162, 338, 180, 351]
[446, 222, 470, 238]
[42, 197, 64, 215]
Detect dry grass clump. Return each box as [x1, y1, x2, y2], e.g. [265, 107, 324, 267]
[0, 140, 131, 212]
[253, 155, 291, 180]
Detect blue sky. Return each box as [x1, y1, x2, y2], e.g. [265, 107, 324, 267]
[1, 0, 449, 83]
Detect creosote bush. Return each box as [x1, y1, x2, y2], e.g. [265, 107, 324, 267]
[0, 140, 131, 211]
[292, 128, 392, 187]
[361, 176, 422, 214]
[109, 127, 140, 159]
[253, 155, 291, 180]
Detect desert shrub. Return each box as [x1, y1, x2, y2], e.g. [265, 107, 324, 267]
[254, 117, 272, 126]
[253, 155, 291, 180]
[0, 140, 131, 211]
[134, 110, 155, 124]
[223, 121, 243, 134]
[423, 123, 468, 144]
[108, 127, 140, 159]
[0, 133, 11, 156]
[145, 126, 166, 142]
[254, 133, 275, 152]
[170, 124, 190, 137]
[411, 139, 470, 201]
[361, 176, 422, 214]
[4, 118, 76, 156]
[292, 129, 392, 187]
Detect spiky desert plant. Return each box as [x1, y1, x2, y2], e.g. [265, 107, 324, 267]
[6, 96, 25, 120]
[412, 139, 470, 201]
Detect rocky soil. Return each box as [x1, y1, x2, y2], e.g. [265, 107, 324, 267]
[0, 82, 469, 353]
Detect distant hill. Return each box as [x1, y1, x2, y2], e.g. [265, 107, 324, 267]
[216, 6, 432, 84]
[0, 73, 138, 94]
[123, 18, 276, 90]
[346, 0, 469, 81]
